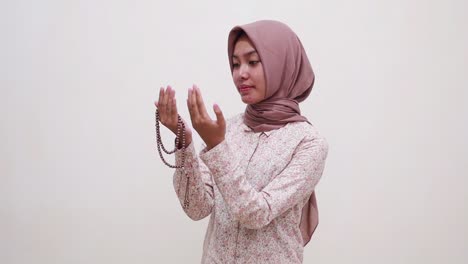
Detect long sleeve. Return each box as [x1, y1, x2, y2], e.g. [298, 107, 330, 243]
[199, 135, 328, 229]
[173, 141, 214, 221]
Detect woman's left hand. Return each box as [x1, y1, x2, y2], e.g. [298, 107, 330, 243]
[187, 84, 226, 150]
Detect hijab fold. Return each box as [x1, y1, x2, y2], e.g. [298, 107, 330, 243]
[227, 20, 318, 246]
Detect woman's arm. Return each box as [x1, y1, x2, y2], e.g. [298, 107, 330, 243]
[173, 141, 214, 221]
[199, 135, 328, 229]
[154, 85, 214, 220]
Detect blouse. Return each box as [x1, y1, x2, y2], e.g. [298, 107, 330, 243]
[173, 113, 329, 264]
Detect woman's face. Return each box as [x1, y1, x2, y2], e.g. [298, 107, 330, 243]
[232, 35, 266, 105]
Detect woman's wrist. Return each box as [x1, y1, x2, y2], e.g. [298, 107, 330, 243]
[205, 137, 225, 151]
[175, 133, 192, 149]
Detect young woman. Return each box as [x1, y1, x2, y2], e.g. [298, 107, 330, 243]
[155, 20, 328, 264]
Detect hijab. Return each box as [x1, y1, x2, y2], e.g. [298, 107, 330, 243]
[227, 20, 318, 246]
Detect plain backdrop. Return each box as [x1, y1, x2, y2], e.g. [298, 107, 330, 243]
[1, 0, 467, 263]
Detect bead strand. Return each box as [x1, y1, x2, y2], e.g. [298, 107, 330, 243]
[155, 109, 186, 168]
[155, 109, 190, 209]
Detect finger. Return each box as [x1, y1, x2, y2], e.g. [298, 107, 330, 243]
[156, 87, 163, 108]
[170, 89, 178, 123]
[187, 88, 193, 121]
[164, 86, 172, 118]
[172, 96, 178, 120]
[194, 85, 209, 119]
[157, 86, 165, 116]
[188, 87, 199, 120]
[167, 88, 174, 118]
[213, 103, 226, 128]
[188, 86, 200, 122]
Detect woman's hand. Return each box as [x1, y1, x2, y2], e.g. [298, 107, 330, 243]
[187, 85, 226, 150]
[155, 85, 192, 148]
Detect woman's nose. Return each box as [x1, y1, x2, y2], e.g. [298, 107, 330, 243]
[239, 64, 249, 79]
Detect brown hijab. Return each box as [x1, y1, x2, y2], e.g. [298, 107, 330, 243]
[227, 20, 319, 246]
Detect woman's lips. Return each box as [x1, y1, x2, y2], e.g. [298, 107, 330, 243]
[239, 86, 254, 94]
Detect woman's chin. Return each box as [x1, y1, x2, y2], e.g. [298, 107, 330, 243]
[241, 96, 254, 105]
[242, 94, 264, 105]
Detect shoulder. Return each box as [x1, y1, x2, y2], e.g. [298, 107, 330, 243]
[225, 112, 244, 130]
[226, 112, 244, 123]
[285, 121, 329, 151]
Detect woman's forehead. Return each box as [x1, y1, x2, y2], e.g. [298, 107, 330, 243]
[232, 49, 258, 58]
[233, 37, 258, 57]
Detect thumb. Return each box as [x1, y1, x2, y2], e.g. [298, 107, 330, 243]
[213, 103, 225, 127]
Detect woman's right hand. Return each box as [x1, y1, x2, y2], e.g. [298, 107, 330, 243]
[155, 85, 192, 148]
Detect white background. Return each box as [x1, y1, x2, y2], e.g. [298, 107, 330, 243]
[1, 0, 467, 263]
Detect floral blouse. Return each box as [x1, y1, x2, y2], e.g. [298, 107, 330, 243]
[173, 113, 329, 264]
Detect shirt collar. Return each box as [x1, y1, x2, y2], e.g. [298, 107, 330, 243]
[242, 124, 275, 137]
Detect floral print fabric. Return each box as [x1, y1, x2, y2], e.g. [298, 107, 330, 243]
[173, 113, 328, 264]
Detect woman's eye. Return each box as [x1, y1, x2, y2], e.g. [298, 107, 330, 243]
[232, 63, 240, 68]
[249, 61, 259, 65]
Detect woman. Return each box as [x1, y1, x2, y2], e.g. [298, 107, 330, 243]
[155, 20, 328, 264]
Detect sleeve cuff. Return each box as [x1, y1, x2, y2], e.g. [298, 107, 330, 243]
[175, 140, 196, 167]
[199, 139, 237, 180]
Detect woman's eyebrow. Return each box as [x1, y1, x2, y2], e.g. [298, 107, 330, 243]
[232, 50, 258, 59]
